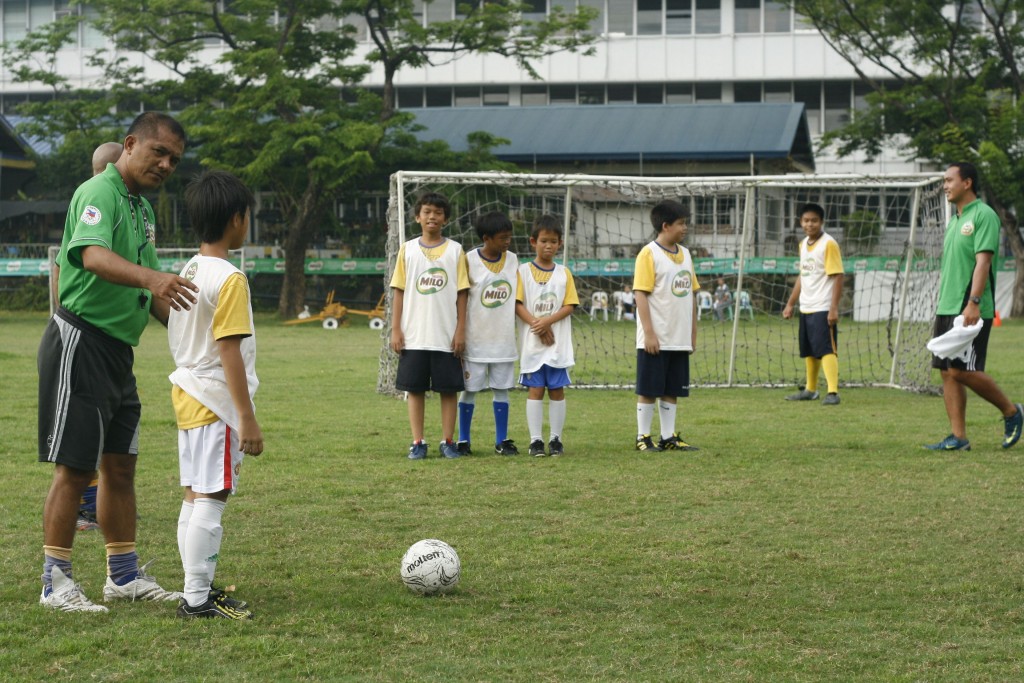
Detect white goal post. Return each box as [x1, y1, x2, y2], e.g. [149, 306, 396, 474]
[378, 170, 948, 395]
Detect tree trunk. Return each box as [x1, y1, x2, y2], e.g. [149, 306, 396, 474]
[277, 184, 321, 319]
[991, 202, 1024, 318]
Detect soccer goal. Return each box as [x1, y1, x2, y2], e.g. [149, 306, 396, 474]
[378, 170, 947, 395]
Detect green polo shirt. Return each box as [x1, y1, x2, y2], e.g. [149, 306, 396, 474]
[58, 164, 160, 346]
[936, 198, 1000, 318]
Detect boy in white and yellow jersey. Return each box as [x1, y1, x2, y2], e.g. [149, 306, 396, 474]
[458, 211, 521, 456]
[389, 192, 470, 460]
[515, 215, 579, 457]
[168, 170, 261, 620]
[782, 202, 844, 406]
[633, 200, 701, 453]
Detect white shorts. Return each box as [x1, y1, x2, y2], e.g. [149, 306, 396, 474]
[178, 420, 244, 495]
[462, 360, 515, 393]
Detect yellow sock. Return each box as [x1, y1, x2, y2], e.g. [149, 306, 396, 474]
[822, 354, 839, 394]
[105, 542, 136, 575]
[805, 357, 821, 392]
[43, 545, 72, 562]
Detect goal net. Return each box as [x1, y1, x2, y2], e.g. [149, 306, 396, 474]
[378, 171, 947, 395]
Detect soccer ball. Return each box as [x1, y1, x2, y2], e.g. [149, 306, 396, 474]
[400, 539, 461, 595]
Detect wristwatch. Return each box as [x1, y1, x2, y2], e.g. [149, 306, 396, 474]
[969, 295, 981, 305]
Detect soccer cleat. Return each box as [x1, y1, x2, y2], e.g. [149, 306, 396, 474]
[209, 586, 248, 610]
[822, 393, 841, 406]
[456, 440, 473, 456]
[439, 440, 461, 459]
[658, 433, 700, 451]
[103, 559, 183, 602]
[924, 434, 971, 451]
[785, 389, 820, 401]
[548, 437, 564, 456]
[494, 439, 519, 456]
[40, 566, 108, 613]
[1003, 403, 1023, 449]
[407, 441, 427, 460]
[76, 511, 100, 532]
[177, 592, 253, 620]
[635, 434, 662, 452]
[528, 439, 547, 457]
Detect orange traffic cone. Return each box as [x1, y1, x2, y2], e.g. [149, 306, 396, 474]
[994, 311, 1002, 327]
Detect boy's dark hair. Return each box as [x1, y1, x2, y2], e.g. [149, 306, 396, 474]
[798, 202, 825, 221]
[414, 192, 451, 219]
[127, 111, 187, 146]
[532, 214, 562, 239]
[185, 170, 255, 244]
[650, 200, 689, 232]
[475, 211, 513, 240]
[948, 161, 980, 193]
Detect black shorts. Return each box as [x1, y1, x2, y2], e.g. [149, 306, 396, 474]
[635, 349, 690, 398]
[38, 308, 141, 471]
[395, 349, 465, 394]
[930, 315, 992, 372]
[798, 311, 838, 359]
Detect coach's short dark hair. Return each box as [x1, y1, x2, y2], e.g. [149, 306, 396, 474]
[475, 211, 513, 240]
[650, 200, 689, 233]
[531, 214, 562, 239]
[948, 161, 980, 193]
[799, 202, 825, 221]
[127, 112, 186, 146]
[414, 192, 451, 219]
[185, 170, 254, 244]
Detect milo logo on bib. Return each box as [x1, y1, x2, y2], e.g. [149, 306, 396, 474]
[481, 280, 512, 308]
[671, 270, 692, 298]
[532, 291, 559, 317]
[416, 267, 449, 294]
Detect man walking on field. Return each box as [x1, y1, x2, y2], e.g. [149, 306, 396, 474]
[925, 161, 1022, 451]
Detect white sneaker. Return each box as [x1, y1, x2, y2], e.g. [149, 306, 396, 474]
[103, 559, 183, 602]
[40, 566, 109, 613]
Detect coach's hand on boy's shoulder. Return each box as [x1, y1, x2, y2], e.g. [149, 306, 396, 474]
[149, 271, 199, 311]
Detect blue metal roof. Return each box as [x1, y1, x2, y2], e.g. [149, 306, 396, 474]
[409, 103, 813, 168]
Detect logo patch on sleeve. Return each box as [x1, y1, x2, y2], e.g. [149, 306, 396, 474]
[80, 206, 102, 225]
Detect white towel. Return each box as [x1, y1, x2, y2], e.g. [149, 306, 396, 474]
[926, 315, 984, 363]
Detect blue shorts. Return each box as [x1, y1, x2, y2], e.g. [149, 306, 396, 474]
[519, 365, 571, 389]
[798, 311, 838, 359]
[636, 349, 690, 398]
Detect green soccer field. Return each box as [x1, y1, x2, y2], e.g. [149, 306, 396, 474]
[1, 311, 1022, 681]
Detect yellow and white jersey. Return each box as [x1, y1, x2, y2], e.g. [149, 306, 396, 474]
[390, 237, 469, 351]
[168, 255, 257, 431]
[633, 241, 699, 351]
[465, 248, 519, 363]
[516, 261, 578, 372]
[798, 232, 844, 313]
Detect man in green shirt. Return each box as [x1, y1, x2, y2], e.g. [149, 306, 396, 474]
[37, 112, 199, 612]
[925, 161, 1023, 452]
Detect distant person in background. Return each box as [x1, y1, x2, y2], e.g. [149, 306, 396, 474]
[923, 162, 1022, 451]
[621, 283, 635, 321]
[73, 141, 126, 533]
[713, 277, 732, 322]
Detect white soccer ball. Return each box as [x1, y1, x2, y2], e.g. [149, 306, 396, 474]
[400, 539, 461, 595]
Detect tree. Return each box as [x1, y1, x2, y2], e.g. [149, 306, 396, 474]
[789, 0, 1024, 315]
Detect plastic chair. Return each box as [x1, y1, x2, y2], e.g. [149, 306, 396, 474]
[735, 290, 754, 320]
[696, 290, 713, 320]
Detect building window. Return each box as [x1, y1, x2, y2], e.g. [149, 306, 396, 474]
[637, 0, 662, 35]
[695, 82, 722, 102]
[853, 81, 872, 114]
[397, 87, 423, 109]
[483, 86, 509, 106]
[636, 83, 664, 104]
[521, 85, 548, 106]
[3, 1, 29, 42]
[764, 0, 790, 32]
[549, 84, 577, 104]
[425, 87, 453, 107]
[824, 81, 852, 132]
[734, 82, 761, 102]
[694, 0, 720, 34]
[607, 83, 634, 103]
[522, 0, 547, 22]
[427, 0, 454, 23]
[454, 86, 482, 107]
[794, 81, 821, 134]
[607, 0, 633, 34]
[579, 0, 605, 34]
[666, 0, 692, 34]
[764, 81, 792, 103]
[579, 84, 604, 105]
[665, 82, 693, 104]
[734, 0, 760, 33]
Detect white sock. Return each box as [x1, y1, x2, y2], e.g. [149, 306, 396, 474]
[659, 401, 678, 440]
[526, 399, 544, 442]
[549, 399, 566, 440]
[637, 402, 655, 436]
[183, 498, 226, 607]
[177, 500, 194, 574]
